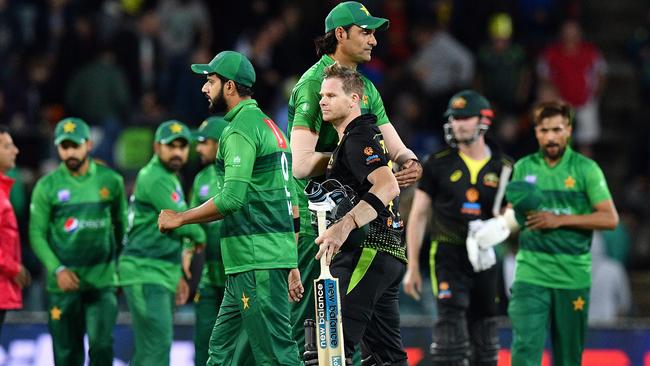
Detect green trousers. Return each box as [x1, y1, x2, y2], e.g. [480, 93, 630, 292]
[47, 288, 117, 366]
[290, 233, 318, 356]
[206, 269, 302, 366]
[508, 281, 590, 366]
[194, 284, 225, 366]
[123, 284, 174, 366]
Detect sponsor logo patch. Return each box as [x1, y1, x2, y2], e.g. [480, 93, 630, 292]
[64, 218, 79, 233]
[199, 184, 210, 198]
[438, 282, 452, 299]
[525, 175, 537, 184]
[57, 189, 71, 202]
[450, 170, 462, 182]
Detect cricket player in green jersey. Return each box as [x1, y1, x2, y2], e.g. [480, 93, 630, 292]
[287, 1, 422, 354]
[506, 101, 619, 366]
[158, 50, 303, 365]
[29, 118, 127, 366]
[188, 116, 228, 366]
[119, 120, 206, 366]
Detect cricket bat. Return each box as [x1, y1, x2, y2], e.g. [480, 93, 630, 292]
[313, 209, 346, 366]
[492, 165, 512, 217]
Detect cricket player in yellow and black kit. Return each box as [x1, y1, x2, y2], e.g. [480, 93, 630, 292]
[404, 90, 513, 366]
[306, 64, 407, 365]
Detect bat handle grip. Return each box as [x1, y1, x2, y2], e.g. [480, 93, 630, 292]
[316, 210, 332, 276]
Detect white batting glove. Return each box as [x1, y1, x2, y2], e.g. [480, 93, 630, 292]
[474, 216, 510, 249]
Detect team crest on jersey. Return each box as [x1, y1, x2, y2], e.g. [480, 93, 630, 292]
[483, 173, 499, 188]
[438, 281, 452, 299]
[199, 184, 210, 198]
[564, 176, 576, 189]
[99, 187, 110, 199]
[64, 218, 79, 233]
[525, 175, 537, 184]
[450, 170, 462, 182]
[57, 189, 71, 202]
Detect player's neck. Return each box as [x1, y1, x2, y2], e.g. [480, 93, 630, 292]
[458, 140, 489, 160]
[333, 110, 361, 139]
[225, 96, 251, 112]
[329, 52, 358, 70]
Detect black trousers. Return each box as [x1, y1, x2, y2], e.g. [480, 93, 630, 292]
[432, 242, 498, 321]
[331, 247, 408, 365]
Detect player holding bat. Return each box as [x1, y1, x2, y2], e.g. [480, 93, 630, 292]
[304, 63, 408, 365]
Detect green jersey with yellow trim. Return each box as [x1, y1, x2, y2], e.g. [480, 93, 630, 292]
[287, 54, 390, 241]
[119, 156, 206, 292]
[512, 147, 612, 289]
[29, 159, 127, 293]
[190, 164, 226, 287]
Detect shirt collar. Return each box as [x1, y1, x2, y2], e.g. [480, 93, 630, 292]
[224, 99, 258, 121]
[343, 114, 377, 134]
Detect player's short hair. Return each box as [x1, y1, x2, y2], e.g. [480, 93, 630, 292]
[323, 63, 365, 99]
[533, 100, 573, 126]
[0, 125, 9, 134]
[215, 74, 254, 98]
[314, 26, 352, 57]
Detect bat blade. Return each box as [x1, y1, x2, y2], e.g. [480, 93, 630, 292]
[313, 210, 345, 365]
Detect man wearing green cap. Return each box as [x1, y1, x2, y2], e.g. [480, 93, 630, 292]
[287, 1, 422, 354]
[29, 117, 127, 366]
[187, 116, 228, 366]
[403, 90, 514, 365]
[119, 120, 206, 366]
[158, 50, 302, 365]
[507, 101, 619, 366]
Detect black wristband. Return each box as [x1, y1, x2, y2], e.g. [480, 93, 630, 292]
[408, 158, 421, 166]
[361, 192, 386, 216]
[294, 217, 300, 233]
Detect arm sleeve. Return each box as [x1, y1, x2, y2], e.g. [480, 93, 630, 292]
[145, 176, 206, 243]
[417, 158, 437, 199]
[112, 175, 128, 255]
[343, 131, 389, 184]
[0, 205, 20, 277]
[290, 80, 324, 133]
[213, 132, 255, 216]
[366, 82, 390, 126]
[584, 161, 612, 206]
[29, 180, 62, 274]
[190, 178, 201, 208]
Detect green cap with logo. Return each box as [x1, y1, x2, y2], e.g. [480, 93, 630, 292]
[54, 117, 91, 145]
[155, 120, 192, 144]
[444, 90, 495, 120]
[190, 51, 256, 88]
[194, 116, 228, 142]
[506, 181, 545, 225]
[325, 1, 389, 33]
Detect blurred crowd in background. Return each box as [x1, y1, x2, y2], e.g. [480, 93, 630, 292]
[1, 0, 650, 323]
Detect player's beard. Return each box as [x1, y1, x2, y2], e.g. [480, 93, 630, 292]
[64, 155, 87, 172]
[542, 142, 566, 161]
[163, 157, 184, 172]
[208, 86, 227, 113]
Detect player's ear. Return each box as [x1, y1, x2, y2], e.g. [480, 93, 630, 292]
[153, 142, 161, 154]
[335, 27, 347, 41]
[86, 139, 94, 151]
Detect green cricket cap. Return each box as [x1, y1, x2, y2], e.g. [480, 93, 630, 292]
[155, 120, 192, 144]
[54, 117, 91, 145]
[325, 1, 389, 33]
[506, 181, 545, 225]
[194, 116, 228, 142]
[190, 51, 256, 88]
[444, 90, 495, 120]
